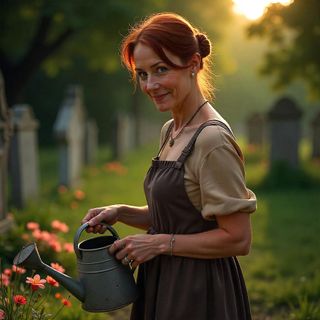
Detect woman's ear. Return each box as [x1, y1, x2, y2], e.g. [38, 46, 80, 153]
[189, 53, 202, 75]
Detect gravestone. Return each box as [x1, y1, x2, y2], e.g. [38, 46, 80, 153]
[138, 118, 163, 146]
[84, 119, 98, 165]
[113, 113, 134, 159]
[54, 85, 86, 187]
[0, 69, 13, 233]
[9, 104, 40, 208]
[246, 113, 266, 147]
[311, 110, 320, 159]
[268, 97, 303, 169]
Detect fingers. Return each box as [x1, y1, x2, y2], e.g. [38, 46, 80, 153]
[109, 238, 139, 269]
[81, 207, 108, 233]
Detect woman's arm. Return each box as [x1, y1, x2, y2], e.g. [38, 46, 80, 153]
[118, 205, 151, 230]
[166, 212, 252, 258]
[110, 211, 252, 268]
[82, 204, 151, 232]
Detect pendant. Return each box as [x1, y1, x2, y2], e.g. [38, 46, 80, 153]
[169, 138, 175, 147]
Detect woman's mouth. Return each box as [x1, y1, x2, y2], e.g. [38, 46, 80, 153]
[152, 93, 169, 104]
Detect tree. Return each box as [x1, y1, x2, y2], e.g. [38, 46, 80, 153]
[0, 0, 165, 106]
[247, 0, 320, 98]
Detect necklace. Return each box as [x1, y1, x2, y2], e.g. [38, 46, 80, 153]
[169, 100, 208, 147]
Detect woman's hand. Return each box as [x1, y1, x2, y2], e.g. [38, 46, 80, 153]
[109, 234, 170, 269]
[81, 205, 120, 233]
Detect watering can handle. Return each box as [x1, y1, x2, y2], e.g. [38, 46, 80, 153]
[74, 222, 120, 259]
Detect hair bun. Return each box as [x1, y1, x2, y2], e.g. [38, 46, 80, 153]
[196, 33, 211, 58]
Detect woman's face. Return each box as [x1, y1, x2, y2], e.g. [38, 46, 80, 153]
[133, 42, 193, 112]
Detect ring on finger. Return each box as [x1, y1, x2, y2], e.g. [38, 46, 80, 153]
[122, 255, 130, 265]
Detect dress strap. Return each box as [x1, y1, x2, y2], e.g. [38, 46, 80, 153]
[175, 120, 235, 169]
[155, 120, 174, 159]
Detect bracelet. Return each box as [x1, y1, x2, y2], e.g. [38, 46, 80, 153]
[169, 234, 175, 256]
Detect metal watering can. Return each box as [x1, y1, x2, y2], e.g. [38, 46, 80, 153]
[13, 223, 139, 312]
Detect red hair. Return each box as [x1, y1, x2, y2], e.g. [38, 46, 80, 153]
[121, 12, 214, 99]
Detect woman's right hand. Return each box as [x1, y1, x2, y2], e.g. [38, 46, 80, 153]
[81, 205, 120, 233]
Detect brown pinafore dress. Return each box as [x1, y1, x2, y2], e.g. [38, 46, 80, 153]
[130, 120, 252, 320]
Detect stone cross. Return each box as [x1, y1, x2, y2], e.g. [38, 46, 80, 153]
[54, 85, 85, 187]
[267, 97, 303, 169]
[9, 104, 40, 209]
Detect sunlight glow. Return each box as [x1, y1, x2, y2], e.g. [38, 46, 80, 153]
[232, 0, 293, 20]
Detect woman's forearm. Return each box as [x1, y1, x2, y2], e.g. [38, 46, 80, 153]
[156, 212, 252, 259]
[118, 205, 151, 230]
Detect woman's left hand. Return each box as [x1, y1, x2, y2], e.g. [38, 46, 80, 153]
[109, 234, 169, 269]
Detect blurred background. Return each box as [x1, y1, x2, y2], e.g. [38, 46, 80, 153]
[1, 0, 319, 146]
[1, 1, 319, 319]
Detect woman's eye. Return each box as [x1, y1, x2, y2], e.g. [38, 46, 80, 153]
[137, 72, 148, 81]
[156, 66, 168, 74]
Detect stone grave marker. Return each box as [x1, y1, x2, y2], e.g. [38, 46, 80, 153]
[54, 85, 85, 187]
[9, 104, 40, 208]
[267, 97, 303, 169]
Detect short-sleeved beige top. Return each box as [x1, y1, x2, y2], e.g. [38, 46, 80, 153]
[158, 118, 257, 220]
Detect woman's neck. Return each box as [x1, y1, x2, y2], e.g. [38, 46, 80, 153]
[171, 94, 207, 130]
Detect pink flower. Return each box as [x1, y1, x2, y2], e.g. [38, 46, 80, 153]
[51, 220, 69, 233]
[14, 294, 27, 305]
[32, 229, 42, 240]
[39, 230, 52, 242]
[49, 239, 62, 252]
[3, 268, 12, 276]
[26, 222, 40, 230]
[63, 242, 74, 253]
[0, 309, 5, 319]
[46, 276, 59, 287]
[50, 262, 65, 273]
[26, 274, 46, 291]
[0, 273, 10, 286]
[12, 265, 26, 274]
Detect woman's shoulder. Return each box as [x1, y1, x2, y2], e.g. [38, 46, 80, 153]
[195, 119, 235, 152]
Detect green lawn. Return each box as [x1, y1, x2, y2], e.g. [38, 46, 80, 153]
[3, 140, 320, 319]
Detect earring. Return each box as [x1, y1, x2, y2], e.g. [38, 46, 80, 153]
[191, 71, 195, 77]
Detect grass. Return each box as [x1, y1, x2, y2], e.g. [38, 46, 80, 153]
[2, 139, 320, 319]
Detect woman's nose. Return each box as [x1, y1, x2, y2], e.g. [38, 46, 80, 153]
[145, 76, 160, 91]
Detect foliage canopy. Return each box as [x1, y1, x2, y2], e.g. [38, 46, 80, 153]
[247, 0, 320, 98]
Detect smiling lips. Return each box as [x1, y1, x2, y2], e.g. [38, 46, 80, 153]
[152, 92, 169, 103]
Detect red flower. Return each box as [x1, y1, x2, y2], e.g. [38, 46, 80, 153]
[13, 295, 27, 305]
[46, 276, 59, 287]
[26, 274, 46, 291]
[0, 309, 5, 320]
[61, 298, 72, 307]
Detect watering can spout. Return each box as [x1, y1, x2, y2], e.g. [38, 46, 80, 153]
[13, 243, 85, 302]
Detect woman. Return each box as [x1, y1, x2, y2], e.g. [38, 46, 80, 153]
[82, 12, 257, 320]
